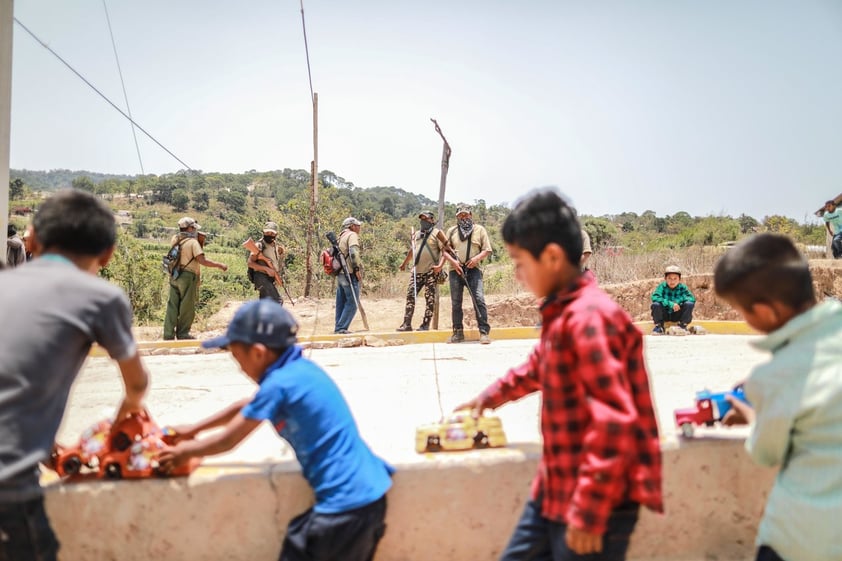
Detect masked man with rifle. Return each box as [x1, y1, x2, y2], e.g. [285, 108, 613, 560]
[247, 221, 286, 306]
[396, 211, 446, 332]
[334, 217, 363, 334]
[444, 204, 493, 344]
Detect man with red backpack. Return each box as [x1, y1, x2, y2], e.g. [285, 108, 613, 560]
[334, 217, 363, 334]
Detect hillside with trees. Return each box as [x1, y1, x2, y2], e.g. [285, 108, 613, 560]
[7, 168, 828, 328]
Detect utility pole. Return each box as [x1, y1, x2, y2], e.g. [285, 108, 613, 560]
[0, 0, 13, 267]
[304, 92, 318, 296]
[430, 118, 451, 330]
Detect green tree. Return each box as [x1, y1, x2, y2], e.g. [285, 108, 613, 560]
[738, 214, 759, 234]
[71, 176, 95, 193]
[763, 215, 800, 236]
[172, 190, 189, 212]
[193, 190, 210, 212]
[9, 178, 25, 199]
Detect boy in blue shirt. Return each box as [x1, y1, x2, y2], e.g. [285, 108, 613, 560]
[158, 300, 393, 561]
[715, 233, 842, 561]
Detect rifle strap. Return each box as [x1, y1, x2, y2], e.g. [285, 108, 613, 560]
[413, 229, 435, 267]
[449, 227, 473, 265]
[175, 238, 196, 271]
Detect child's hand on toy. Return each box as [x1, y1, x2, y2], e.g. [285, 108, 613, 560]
[113, 399, 145, 424]
[157, 444, 188, 472]
[452, 396, 489, 418]
[722, 395, 754, 426]
[566, 525, 603, 554]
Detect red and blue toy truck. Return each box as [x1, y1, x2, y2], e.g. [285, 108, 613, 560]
[674, 385, 749, 438]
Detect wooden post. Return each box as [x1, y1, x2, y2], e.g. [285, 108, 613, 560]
[430, 119, 451, 330]
[304, 92, 318, 296]
[0, 0, 13, 266]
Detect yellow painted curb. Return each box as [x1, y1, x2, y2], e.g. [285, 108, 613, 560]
[635, 320, 757, 335]
[88, 321, 755, 356]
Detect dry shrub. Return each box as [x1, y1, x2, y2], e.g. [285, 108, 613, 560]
[589, 246, 725, 285]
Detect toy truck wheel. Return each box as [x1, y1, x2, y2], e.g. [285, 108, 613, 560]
[61, 455, 82, 476]
[104, 463, 122, 480]
[111, 432, 132, 452]
[473, 431, 489, 449]
[680, 422, 695, 438]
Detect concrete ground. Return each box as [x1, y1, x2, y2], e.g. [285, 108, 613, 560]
[59, 333, 769, 466]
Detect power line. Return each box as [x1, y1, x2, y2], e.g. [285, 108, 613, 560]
[14, 17, 193, 171]
[299, 0, 314, 104]
[102, 0, 144, 175]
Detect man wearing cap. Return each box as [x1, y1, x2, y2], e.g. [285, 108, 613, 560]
[6, 225, 25, 268]
[396, 211, 446, 331]
[248, 221, 286, 305]
[334, 217, 363, 334]
[163, 216, 228, 340]
[822, 200, 842, 259]
[158, 299, 394, 561]
[444, 204, 493, 344]
[650, 264, 695, 334]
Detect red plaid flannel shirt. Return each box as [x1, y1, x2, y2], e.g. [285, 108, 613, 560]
[480, 275, 663, 534]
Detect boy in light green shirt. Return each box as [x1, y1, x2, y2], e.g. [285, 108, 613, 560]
[714, 233, 842, 561]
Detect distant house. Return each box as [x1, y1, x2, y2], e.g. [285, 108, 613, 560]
[12, 206, 32, 216]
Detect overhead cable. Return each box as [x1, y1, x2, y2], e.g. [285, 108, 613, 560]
[102, 0, 144, 175]
[14, 17, 193, 171]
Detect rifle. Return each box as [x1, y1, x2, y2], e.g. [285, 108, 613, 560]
[410, 227, 417, 307]
[326, 231, 369, 331]
[242, 237, 295, 306]
[444, 229, 482, 322]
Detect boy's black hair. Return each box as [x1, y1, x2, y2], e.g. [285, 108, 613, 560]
[7, 224, 16, 237]
[32, 189, 117, 256]
[714, 233, 814, 309]
[502, 188, 583, 265]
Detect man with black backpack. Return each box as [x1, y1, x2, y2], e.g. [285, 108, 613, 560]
[163, 217, 228, 341]
[444, 204, 493, 344]
[396, 211, 446, 332]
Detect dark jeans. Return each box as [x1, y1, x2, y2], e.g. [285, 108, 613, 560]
[279, 496, 387, 561]
[335, 273, 360, 332]
[756, 546, 786, 561]
[253, 271, 283, 305]
[0, 497, 59, 561]
[832, 233, 842, 259]
[499, 499, 639, 561]
[449, 268, 490, 335]
[651, 302, 694, 325]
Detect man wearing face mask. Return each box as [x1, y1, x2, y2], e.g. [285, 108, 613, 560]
[396, 211, 446, 332]
[248, 221, 286, 306]
[444, 204, 493, 344]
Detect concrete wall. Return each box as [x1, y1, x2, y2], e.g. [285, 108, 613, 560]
[45, 438, 775, 561]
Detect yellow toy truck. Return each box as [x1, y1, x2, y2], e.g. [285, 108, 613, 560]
[415, 410, 507, 453]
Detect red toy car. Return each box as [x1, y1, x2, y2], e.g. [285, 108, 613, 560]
[49, 410, 198, 480]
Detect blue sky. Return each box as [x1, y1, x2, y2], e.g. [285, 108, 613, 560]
[9, 0, 842, 221]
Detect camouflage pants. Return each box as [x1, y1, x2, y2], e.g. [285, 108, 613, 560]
[402, 270, 437, 327]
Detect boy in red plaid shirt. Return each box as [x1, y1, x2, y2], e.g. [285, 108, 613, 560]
[457, 189, 663, 560]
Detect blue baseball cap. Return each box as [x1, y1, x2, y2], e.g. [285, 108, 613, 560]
[202, 300, 298, 350]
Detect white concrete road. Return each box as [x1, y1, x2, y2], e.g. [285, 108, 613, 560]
[58, 334, 769, 468]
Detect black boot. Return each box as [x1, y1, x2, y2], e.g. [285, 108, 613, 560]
[417, 320, 430, 331]
[396, 322, 413, 332]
